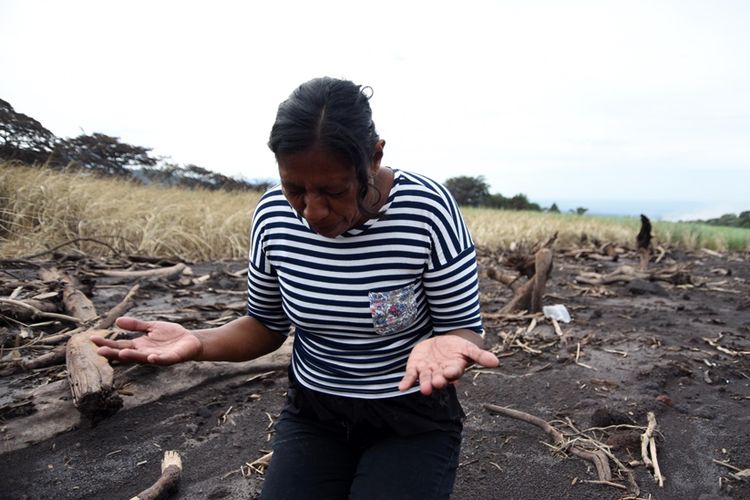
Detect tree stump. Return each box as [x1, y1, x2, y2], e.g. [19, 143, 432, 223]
[637, 214, 652, 272]
[487, 235, 556, 314]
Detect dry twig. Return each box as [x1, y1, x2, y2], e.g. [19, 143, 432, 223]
[640, 412, 665, 487]
[130, 450, 182, 500]
[483, 404, 612, 481]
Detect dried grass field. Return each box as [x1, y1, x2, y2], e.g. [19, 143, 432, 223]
[2, 162, 750, 261]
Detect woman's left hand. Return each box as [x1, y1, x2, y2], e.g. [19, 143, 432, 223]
[399, 334, 499, 395]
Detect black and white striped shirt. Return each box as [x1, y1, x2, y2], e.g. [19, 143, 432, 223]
[247, 170, 483, 398]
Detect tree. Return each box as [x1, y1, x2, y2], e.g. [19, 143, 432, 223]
[444, 176, 490, 206]
[548, 203, 560, 213]
[484, 193, 510, 209]
[508, 193, 540, 211]
[53, 133, 159, 176]
[0, 98, 56, 164]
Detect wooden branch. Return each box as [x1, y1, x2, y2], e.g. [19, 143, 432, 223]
[96, 263, 187, 279]
[66, 328, 123, 423]
[9, 286, 140, 374]
[0, 298, 82, 325]
[39, 268, 97, 322]
[131, 450, 182, 500]
[575, 265, 689, 286]
[94, 283, 140, 329]
[20, 345, 67, 370]
[485, 267, 522, 290]
[484, 404, 611, 481]
[21, 237, 121, 259]
[641, 411, 665, 487]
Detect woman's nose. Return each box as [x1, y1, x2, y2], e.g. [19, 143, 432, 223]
[302, 193, 329, 223]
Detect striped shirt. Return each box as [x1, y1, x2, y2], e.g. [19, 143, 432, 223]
[246, 169, 483, 398]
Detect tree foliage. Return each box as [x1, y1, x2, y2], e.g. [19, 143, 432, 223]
[0, 98, 56, 164]
[52, 133, 159, 176]
[0, 96, 270, 191]
[443, 176, 490, 206]
[444, 175, 543, 211]
[694, 211, 750, 229]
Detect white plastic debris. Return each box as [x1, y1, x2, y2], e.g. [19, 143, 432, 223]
[543, 304, 571, 323]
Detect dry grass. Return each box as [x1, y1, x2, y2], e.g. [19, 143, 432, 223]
[463, 209, 640, 249]
[2, 162, 748, 260]
[0, 162, 261, 260]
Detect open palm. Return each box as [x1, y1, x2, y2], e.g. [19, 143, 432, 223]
[92, 317, 202, 365]
[399, 334, 499, 395]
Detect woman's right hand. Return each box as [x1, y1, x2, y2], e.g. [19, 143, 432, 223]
[91, 316, 202, 365]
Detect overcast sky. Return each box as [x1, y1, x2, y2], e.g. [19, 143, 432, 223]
[1, 0, 748, 220]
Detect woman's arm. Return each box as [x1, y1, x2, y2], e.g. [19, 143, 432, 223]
[192, 315, 288, 362]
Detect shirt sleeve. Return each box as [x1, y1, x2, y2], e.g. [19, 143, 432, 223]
[246, 192, 292, 335]
[422, 183, 484, 336]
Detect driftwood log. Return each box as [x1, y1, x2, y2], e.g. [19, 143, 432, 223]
[39, 268, 127, 422]
[66, 328, 123, 423]
[63, 284, 140, 422]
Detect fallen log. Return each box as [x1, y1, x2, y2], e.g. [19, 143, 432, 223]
[131, 450, 182, 500]
[34, 269, 129, 422]
[66, 328, 123, 423]
[39, 268, 97, 322]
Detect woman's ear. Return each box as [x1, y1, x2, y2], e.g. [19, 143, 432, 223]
[371, 139, 386, 170]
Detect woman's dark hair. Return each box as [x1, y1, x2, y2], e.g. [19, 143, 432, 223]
[268, 77, 381, 217]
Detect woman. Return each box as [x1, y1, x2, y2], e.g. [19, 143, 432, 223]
[93, 77, 499, 499]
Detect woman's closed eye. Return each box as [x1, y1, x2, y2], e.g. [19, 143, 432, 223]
[324, 189, 348, 198]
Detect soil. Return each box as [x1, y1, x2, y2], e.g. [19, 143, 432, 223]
[1, 246, 749, 500]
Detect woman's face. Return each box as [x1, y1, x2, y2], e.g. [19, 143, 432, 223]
[278, 147, 366, 238]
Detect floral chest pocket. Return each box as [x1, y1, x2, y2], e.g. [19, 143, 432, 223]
[368, 283, 418, 336]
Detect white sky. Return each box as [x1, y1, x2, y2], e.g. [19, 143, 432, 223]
[1, 0, 748, 220]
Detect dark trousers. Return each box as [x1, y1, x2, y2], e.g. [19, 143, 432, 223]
[260, 382, 464, 500]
